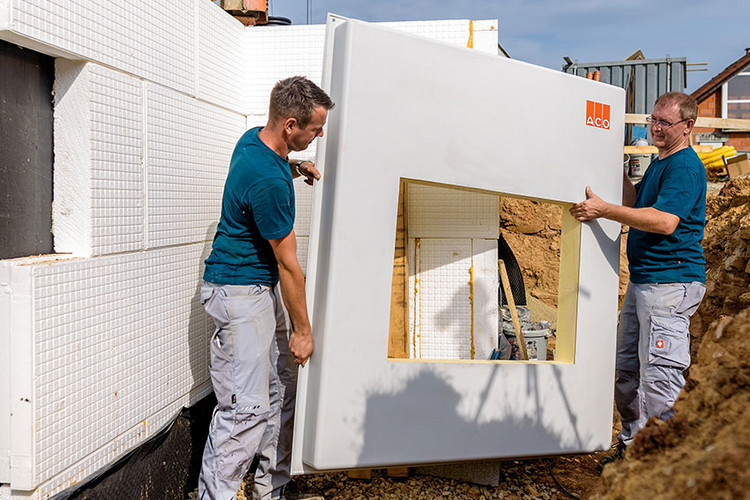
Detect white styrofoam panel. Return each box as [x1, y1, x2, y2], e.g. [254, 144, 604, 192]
[245, 25, 327, 115]
[54, 61, 145, 257]
[293, 17, 624, 473]
[380, 19, 497, 54]
[472, 240, 501, 360]
[0, 267, 8, 483]
[407, 183, 499, 239]
[296, 236, 309, 276]
[407, 239, 498, 361]
[89, 64, 145, 255]
[1, 244, 213, 493]
[53, 60, 93, 256]
[146, 84, 246, 248]
[8, 0, 195, 94]
[196, 0, 248, 114]
[243, 19, 495, 116]
[293, 177, 316, 238]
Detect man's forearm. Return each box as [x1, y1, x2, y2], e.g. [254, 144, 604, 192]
[601, 203, 678, 235]
[277, 261, 311, 335]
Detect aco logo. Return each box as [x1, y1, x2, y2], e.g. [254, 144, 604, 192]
[586, 100, 610, 130]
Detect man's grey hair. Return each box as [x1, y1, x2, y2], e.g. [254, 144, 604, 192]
[269, 76, 335, 127]
[655, 92, 698, 122]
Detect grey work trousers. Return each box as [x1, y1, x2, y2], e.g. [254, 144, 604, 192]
[615, 281, 705, 444]
[198, 282, 297, 500]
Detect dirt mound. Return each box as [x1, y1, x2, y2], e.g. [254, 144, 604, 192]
[499, 197, 562, 307]
[596, 176, 750, 499]
[691, 176, 750, 360]
[597, 307, 750, 500]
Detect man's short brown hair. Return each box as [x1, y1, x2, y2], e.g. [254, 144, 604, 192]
[269, 76, 335, 128]
[654, 92, 698, 122]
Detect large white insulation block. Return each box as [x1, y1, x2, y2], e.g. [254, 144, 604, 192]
[292, 17, 624, 473]
[0, 247, 214, 494]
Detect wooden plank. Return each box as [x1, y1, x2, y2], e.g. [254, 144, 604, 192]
[387, 467, 410, 477]
[348, 469, 372, 480]
[625, 113, 750, 131]
[499, 260, 528, 361]
[692, 116, 750, 131]
[624, 145, 712, 154]
[387, 180, 409, 358]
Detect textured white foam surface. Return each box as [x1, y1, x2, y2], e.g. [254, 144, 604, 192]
[196, 0, 249, 113]
[245, 19, 496, 116]
[2, 245, 213, 492]
[146, 84, 245, 248]
[10, 0, 195, 94]
[88, 64, 145, 255]
[407, 184, 499, 239]
[408, 239, 498, 360]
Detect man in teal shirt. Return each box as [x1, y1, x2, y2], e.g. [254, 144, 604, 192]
[199, 76, 334, 499]
[570, 92, 706, 465]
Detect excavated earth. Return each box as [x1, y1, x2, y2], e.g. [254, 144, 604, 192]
[238, 179, 750, 499]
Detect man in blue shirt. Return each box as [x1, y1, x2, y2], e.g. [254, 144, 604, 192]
[199, 76, 334, 499]
[570, 92, 706, 465]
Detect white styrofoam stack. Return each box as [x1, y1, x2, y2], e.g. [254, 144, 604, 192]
[406, 184, 500, 361]
[0, 0, 501, 496]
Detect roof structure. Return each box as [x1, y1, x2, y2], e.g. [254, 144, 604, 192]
[692, 48, 750, 103]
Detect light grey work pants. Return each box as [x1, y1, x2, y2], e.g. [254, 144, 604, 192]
[615, 281, 705, 444]
[198, 282, 297, 500]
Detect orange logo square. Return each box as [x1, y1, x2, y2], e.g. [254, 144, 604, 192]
[586, 100, 610, 130]
[656, 340, 664, 349]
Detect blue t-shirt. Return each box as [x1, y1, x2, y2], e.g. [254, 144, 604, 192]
[627, 147, 706, 284]
[204, 127, 295, 285]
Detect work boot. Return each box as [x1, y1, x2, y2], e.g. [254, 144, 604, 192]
[281, 480, 325, 500]
[597, 441, 626, 471]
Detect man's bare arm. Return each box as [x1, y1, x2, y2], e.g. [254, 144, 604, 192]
[569, 186, 679, 235]
[269, 230, 313, 366]
[289, 159, 321, 186]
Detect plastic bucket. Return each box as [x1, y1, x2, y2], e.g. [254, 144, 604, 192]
[502, 325, 551, 361]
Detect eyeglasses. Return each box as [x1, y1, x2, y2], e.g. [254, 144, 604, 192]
[646, 116, 690, 129]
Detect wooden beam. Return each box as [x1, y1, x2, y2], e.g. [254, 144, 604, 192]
[387, 180, 409, 358]
[625, 113, 750, 131]
[624, 145, 712, 154]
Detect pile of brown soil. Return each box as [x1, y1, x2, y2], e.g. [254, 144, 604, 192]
[691, 176, 750, 359]
[596, 176, 750, 498]
[499, 197, 562, 307]
[597, 306, 750, 499]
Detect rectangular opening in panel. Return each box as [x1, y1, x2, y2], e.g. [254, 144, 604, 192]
[387, 179, 579, 363]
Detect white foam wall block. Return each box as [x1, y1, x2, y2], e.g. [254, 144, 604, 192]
[407, 184, 499, 239]
[1, 0, 195, 95]
[146, 84, 246, 248]
[380, 19, 498, 54]
[294, 178, 315, 238]
[88, 64, 146, 255]
[407, 239, 498, 360]
[244, 19, 497, 116]
[0, 245, 213, 494]
[196, 0, 249, 114]
[473, 240, 501, 360]
[53, 60, 93, 256]
[293, 17, 624, 472]
[296, 236, 310, 276]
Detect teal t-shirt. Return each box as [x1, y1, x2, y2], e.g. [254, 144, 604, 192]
[627, 147, 706, 284]
[204, 127, 295, 285]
